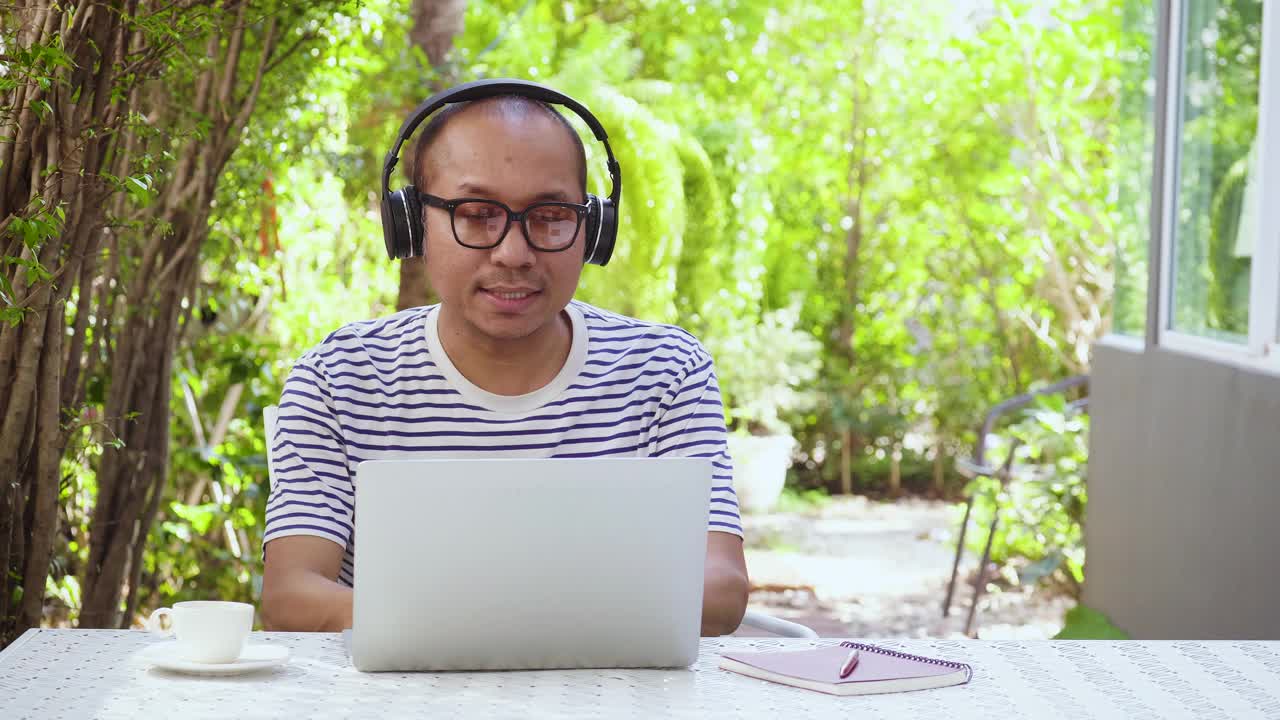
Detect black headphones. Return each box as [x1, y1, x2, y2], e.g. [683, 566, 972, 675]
[380, 78, 622, 266]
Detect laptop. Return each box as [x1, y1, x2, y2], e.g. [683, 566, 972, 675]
[347, 457, 711, 672]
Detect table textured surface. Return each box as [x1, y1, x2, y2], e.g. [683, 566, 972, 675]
[2, 630, 1280, 719]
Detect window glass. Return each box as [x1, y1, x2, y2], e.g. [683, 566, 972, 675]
[1169, 0, 1262, 342]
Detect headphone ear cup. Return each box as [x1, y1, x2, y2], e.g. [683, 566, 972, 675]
[380, 191, 403, 260]
[585, 195, 617, 266]
[382, 187, 424, 260]
[403, 188, 424, 258]
[582, 194, 601, 263]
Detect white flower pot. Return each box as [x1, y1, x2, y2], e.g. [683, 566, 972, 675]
[726, 434, 795, 514]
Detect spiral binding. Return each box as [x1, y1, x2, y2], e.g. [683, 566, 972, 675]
[839, 642, 974, 681]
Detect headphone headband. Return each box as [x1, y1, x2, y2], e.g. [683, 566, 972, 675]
[380, 78, 618, 206]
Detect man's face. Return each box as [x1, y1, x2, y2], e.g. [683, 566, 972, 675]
[421, 108, 586, 343]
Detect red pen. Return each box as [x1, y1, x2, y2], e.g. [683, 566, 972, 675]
[839, 648, 861, 678]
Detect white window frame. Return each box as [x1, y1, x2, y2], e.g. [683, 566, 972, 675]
[1155, 0, 1280, 373]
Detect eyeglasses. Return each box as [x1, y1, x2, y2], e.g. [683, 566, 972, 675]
[418, 192, 589, 252]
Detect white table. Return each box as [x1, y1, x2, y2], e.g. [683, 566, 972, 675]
[2, 630, 1279, 718]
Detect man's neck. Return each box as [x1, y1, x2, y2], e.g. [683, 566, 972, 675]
[435, 306, 573, 396]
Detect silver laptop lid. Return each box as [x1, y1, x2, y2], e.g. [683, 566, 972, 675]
[350, 457, 711, 671]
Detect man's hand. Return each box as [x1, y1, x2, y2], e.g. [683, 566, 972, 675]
[701, 531, 749, 636]
[261, 535, 353, 631]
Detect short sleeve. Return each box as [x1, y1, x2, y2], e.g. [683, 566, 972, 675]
[263, 354, 354, 551]
[650, 346, 743, 537]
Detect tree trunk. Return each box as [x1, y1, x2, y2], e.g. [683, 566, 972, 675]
[840, 430, 852, 495]
[79, 244, 196, 627]
[396, 0, 467, 311]
[2, 0, 341, 644]
[79, 9, 287, 627]
[888, 446, 901, 497]
[19, 288, 66, 630]
[933, 440, 946, 495]
[0, 0, 140, 647]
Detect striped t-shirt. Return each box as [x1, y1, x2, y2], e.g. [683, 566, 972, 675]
[264, 300, 742, 586]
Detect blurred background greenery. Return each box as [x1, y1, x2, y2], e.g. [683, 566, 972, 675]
[4, 0, 1257, 639]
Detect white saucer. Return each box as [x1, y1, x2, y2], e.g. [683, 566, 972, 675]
[138, 642, 290, 676]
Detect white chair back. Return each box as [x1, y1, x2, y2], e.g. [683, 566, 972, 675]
[264, 404, 279, 485]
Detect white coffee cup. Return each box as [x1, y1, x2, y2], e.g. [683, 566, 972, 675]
[146, 601, 254, 663]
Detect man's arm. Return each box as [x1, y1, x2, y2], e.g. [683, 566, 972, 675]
[702, 531, 749, 636]
[648, 340, 750, 635]
[261, 536, 353, 631]
[261, 353, 356, 632]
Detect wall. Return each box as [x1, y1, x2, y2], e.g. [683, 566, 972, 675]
[1085, 337, 1280, 639]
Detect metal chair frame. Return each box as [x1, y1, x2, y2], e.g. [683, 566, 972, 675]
[941, 375, 1089, 636]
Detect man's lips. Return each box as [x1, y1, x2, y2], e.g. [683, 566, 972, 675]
[480, 287, 541, 300]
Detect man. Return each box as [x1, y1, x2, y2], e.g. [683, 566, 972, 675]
[260, 92, 748, 635]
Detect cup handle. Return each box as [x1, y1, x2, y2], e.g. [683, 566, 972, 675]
[146, 607, 174, 638]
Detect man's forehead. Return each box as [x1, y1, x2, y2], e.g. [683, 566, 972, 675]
[439, 104, 573, 142]
[428, 107, 580, 174]
[413, 95, 587, 193]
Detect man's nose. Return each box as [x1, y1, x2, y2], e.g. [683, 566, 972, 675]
[490, 221, 536, 267]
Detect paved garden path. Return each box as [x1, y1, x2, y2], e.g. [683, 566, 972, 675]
[731, 496, 1074, 640]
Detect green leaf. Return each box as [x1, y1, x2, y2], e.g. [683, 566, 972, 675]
[1053, 605, 1130, 640]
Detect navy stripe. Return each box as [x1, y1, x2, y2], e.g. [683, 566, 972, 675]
[277, 404, 344, 437]
[341, 425, 649, 453]
[269, 510, 350, 525]
[281, 383, 330, 406]
[340, 323, 424, 346]
[327, 369, 449, 384]
[324, 357, 437, 373]
[277, 410, 342, 436]
[581, 355, 688, 374]
[332, 398, 490, 413]
[710, 509, 739, 518]
[269, 486, 354, 507]
[267, 523, 349, 543]
[665, 392, 716, 415]
[271, 448, 347, 469]
[274, 464, 351, 486]
[316, 344, 432, 365]
[651, 415, 727, 447]
[269, 496, 354, 514]
[711, 485, 736, 494]
[669, 361, 714, 391]
[327, 382, 458, 398]
[655, 379, 707, 417]
[291, 362, 328, 382]
[327, 394, 657, 427]
[709, 521, 743, 532]
[549, 442, 645, 458]
[710, 498, 738, 506]
[539, 380, 672, 410]
[587, 342, 693, 357]
[590, 337, 697, 356]
[321, 337, 422, 356]
[565, 367, 679, 393]
[325, 380, 670, 414]
[334, 412, 650, 440]
[585, 325, 697, 348]
[272, 426, 338, 443]
[655, 438, 725, 455]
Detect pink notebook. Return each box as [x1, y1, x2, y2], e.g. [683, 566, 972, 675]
[719, 642, 973, 696]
